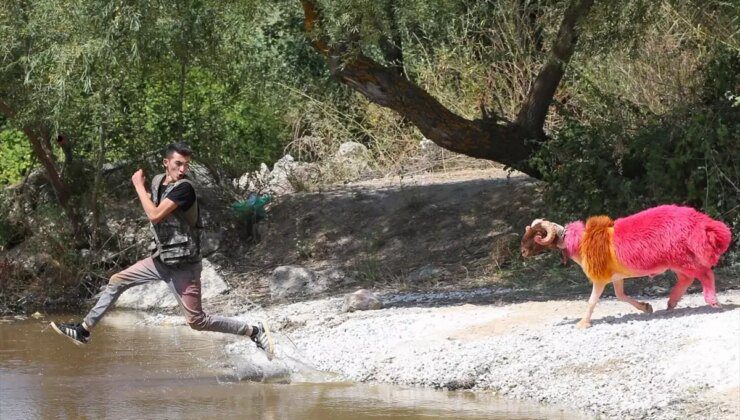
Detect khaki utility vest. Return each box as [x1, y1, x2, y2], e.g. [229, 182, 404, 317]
[149, 173, 202, 265]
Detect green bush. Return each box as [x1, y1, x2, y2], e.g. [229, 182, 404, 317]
[532, 48, 739, 261]
[0, 129, 32, 186]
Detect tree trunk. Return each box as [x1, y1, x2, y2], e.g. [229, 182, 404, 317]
[327, 53, 536, 173]
[0, 100, 84, 242]
[24, 127, 84, 240]
[298, 0, 595, 178]
[515, 0, 594, 138]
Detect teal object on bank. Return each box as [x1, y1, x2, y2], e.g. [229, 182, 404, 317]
[232, 193, 272, 220]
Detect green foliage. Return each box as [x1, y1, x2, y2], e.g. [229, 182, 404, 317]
[532, 103, 739, 219]
[184, 70, 288, 175]
[532, 45, 739, 259]
[0, 128, 32, 185]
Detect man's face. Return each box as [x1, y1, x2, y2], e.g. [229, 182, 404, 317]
[163, 152, 191, 181]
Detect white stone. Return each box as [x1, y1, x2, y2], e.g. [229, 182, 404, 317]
[235, 155, 318, 196]
[420, 138, 436, 151]
[335, 142, 369, 160]
[342, 289, 382, 312]
[331, 142, 371, 180]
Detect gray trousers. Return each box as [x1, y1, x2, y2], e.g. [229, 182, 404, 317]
[84, 256, 249, 335]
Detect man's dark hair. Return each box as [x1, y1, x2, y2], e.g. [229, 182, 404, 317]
[165, 142, 193, 158]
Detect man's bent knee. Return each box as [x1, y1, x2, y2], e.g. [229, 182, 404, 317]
[108, 273, 125, 286]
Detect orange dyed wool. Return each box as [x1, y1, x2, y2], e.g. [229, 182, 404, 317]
[580, 216, 632, 283]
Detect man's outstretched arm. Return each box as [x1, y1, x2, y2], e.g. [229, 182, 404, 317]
[131, 169, 179, 224]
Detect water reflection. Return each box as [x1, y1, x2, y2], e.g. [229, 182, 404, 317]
[0, 313, 587, 419]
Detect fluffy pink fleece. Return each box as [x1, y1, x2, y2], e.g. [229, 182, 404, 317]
[564, 205, 731, 277]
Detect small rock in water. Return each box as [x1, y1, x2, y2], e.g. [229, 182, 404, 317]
[31, 312, 43, 319]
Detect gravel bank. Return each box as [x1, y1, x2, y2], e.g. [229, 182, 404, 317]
[147, 289, 740, 419]
[279, 290, 739, 419]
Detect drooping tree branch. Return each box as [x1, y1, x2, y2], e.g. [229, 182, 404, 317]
[300, 0, 328, 53]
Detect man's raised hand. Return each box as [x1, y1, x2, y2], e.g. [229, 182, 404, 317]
[131, 169, 146, 189]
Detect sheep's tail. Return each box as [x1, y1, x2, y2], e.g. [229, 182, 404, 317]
[694, 219, 732, 267]
[581, 215, 615, 282]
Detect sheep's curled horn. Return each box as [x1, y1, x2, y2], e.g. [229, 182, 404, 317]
[530, 219, 562, 246]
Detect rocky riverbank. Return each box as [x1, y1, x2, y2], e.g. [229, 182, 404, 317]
[142, 287, 740, 419]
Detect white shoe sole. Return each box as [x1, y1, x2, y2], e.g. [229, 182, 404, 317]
[260, 322, 275, 361]
[50, 322, 87, 346]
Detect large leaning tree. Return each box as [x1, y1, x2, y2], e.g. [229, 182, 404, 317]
[298, 0, 596, 178]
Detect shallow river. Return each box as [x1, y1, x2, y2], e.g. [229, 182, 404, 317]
[0, 312, 582, 419]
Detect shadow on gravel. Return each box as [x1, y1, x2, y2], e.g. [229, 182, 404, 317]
[379, 284, 740, 311]
[554, 303, 739, 327]
[378, 286, 595, 309]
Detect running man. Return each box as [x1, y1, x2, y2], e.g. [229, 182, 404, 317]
[51, 143, 274, 359]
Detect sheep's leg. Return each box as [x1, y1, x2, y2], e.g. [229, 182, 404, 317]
[667, 272, 694, 310]
[697, 269, 721, 308]
[613, 279, 653, 313]
[578, 282, 605, 329]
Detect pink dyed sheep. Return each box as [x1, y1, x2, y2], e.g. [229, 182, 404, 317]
[520, 205, 731, 328]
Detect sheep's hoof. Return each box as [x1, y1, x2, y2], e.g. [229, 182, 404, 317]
[576, 320, 592, 329]
[641, 302, 653, 314]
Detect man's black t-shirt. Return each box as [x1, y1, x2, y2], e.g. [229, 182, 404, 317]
[156, 181, 196, 211]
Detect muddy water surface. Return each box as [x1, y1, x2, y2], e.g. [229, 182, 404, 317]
[1, 312, 581, 419]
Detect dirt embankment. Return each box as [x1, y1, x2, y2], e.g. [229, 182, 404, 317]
[213, 166, 737, 307]
[214, 167, 549, 303]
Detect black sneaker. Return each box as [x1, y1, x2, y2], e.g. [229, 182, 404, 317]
[250, 321, 274, 360]
[50, 322, 90, 346]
